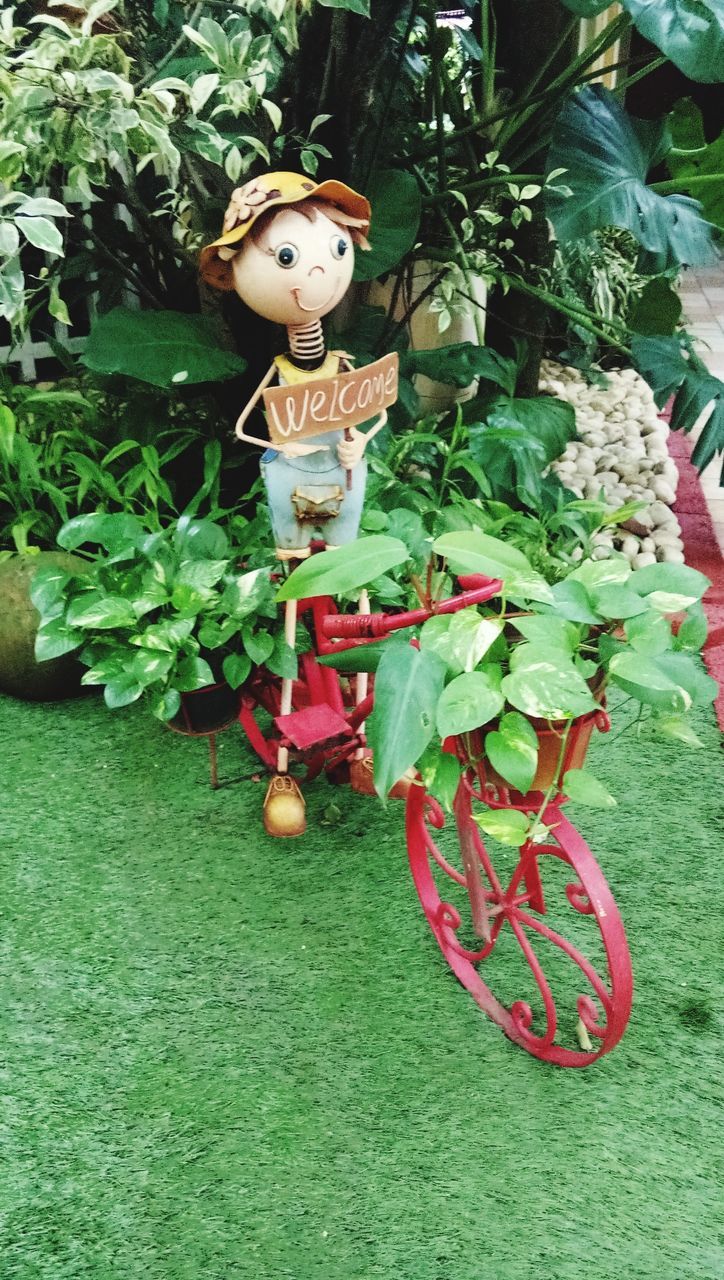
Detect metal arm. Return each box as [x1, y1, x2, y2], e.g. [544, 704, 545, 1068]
[320, 579, 503, 642]
[234, 363, 278, 449]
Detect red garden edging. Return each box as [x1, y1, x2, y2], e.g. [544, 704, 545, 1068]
[667, 429, 724, 731]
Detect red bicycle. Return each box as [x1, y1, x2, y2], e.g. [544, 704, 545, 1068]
[239, 574, 633, 1067]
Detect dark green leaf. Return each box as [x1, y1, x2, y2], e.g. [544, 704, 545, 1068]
[547, 86, 717, 269]
[29, 564, 72, 620]
[35, 617, 83, 661]
[667, 98, 724, 231]
[368, 644, 447, 801]
[152, 688, 181, 722]
[132, 617, 195, 651]
[58, 512, 145, 555]
[316, 639, 400, 673]
[266, 634, 298, 679]
[418, 742, 460, 811]
[631, 335, 690, 409]
[80, 652, 126, 685]
[488, 396, 577, 464]
[222, 567, 275, 619]
[174, 559, 228, 597]
[242, 627, 274, 666]
[174, 655, 215, 692]
[104, 673, 144, 709]
[277, 536, 408, 601]
[630, 277, 683, 336]
[222, 652, 252, 690]
[174, 516, 229, 561]
[352, 170, 421, 281]
[400, 345, 517, 395]
[559, 0, 609, 13]
[625, 0, 724, 83]
[82, 308, 247, 388]
[67, 593, 138, 629]
[317, 0, 370, 14]
[131, 649, 174, 687]
[385, 508, 431, 564]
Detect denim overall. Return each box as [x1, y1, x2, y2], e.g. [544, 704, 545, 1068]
[260, 352, 367, 552]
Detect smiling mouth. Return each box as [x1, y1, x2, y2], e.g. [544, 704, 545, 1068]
[291, 286, 338, 313]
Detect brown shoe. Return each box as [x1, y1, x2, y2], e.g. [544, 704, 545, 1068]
[263, 774, 306, 838]
[349, 754, 377, 796]
[350, 754, 415, 800]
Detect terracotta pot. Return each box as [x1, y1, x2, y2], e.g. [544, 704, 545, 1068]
[459, 696, 606, 799]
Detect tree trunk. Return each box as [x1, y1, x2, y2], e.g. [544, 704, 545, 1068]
[486, 0, 578, 395]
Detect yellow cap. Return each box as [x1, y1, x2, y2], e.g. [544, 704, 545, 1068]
[199, 171, 371, 291]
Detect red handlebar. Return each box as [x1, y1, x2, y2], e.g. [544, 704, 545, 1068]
[320, 577, 502, 641]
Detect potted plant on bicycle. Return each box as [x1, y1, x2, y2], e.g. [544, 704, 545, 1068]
[268, 524, 714, 1063]
[290, 528, 714, 813]
[31, 510, 292, 742]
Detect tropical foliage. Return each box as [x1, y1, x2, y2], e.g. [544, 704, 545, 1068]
[31, 511, 289, 718]
[280, 528, 715, 834]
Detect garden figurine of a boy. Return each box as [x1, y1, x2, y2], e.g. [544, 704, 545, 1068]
[200, 171, 389, 837]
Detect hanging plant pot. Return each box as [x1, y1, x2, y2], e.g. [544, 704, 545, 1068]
[168, 681, 242, 737]
[457, 699, 610, 801]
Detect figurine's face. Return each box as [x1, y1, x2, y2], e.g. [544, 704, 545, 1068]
[231, 203, 355, 326]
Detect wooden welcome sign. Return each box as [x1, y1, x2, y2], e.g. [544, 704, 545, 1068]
[263, 353, 398, 446]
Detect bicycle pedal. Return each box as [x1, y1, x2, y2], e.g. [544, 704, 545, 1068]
[274, 703, 354, 751]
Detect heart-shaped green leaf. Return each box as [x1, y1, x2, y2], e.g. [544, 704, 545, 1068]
[436, 670, 504, 738]
[563, 768, 617, 808]
[485, 711, 539, 794]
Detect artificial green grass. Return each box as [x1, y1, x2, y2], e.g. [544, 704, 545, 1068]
[1, 689, 722, 1279]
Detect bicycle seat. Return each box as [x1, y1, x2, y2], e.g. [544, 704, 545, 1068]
[274, 703, 354, 751]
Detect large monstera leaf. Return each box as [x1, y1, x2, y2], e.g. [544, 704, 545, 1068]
[546, 86, 718, 270]
[625, 0, 724, 84]
[560, 0, 724, 82]
[667, 98, 724, 233]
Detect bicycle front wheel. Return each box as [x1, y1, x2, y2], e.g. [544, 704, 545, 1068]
[406, 775, 633, 1066]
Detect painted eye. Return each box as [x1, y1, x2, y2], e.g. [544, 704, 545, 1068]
[330, 235, 349, 260]
[274, 243, 299, 269]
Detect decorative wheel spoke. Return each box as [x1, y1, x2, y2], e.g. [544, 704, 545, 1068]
[406, 779, 633, 1066]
